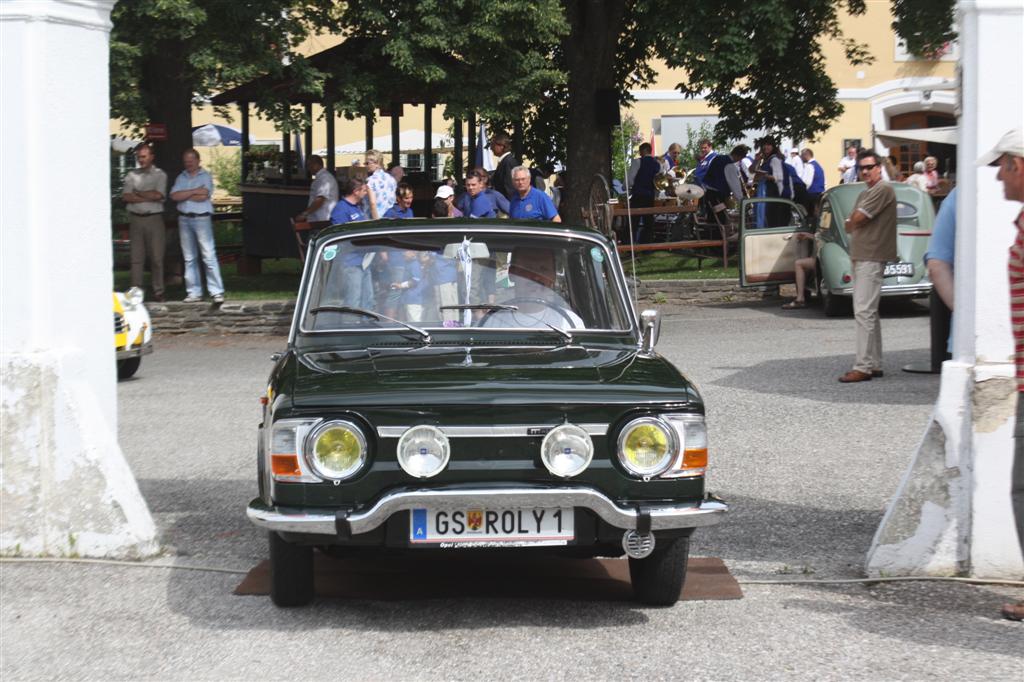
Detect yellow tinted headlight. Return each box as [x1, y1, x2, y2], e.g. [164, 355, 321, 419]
[306, 420, 367, 480]
[617, 417, 676, 477]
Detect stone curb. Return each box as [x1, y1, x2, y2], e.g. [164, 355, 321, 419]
[146, 280, 774, 335]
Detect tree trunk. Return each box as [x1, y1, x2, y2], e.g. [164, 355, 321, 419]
[560, 0, 625, 225]
[140, 39, 193, 283]
[140, 39, 193, 197]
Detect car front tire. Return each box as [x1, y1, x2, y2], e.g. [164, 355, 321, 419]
[117, 357, 141, 380]
[629, 536, 689, 606]
[269, 532, 314, 607]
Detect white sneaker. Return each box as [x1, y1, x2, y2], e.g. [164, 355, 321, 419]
[212, 294, 225, 304]
[183, 295, 202, 303]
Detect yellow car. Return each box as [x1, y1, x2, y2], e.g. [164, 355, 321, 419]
[114, 287, 153, 380]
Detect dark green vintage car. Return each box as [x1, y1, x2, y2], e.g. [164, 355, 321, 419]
[247, 219, 727, 606]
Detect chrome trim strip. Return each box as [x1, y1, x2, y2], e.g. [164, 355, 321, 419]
[376, 424, 609, 438]
[247, 487, 727, 535]
[115, 343, 154, 360]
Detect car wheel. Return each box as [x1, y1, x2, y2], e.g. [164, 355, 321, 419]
[269, 532, 314, 607]
[117, 357, 141, 380]
[817, 267, 850, 317]
[628, 536, 689, 606]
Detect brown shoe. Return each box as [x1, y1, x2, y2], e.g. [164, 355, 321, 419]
[838, 370, 872, 383]
[871, 369, 884, 378]
[1003, 601, 1024, 621]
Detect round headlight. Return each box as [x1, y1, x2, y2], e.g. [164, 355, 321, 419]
[397, 425, 450, 478]
[540, 424, 593, 478]
[126, 286, 144, 307]
[617, 417, 677, 477]
[305, 420, 367, 480]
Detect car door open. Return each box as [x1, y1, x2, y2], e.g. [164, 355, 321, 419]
[738, 198, 809, 287]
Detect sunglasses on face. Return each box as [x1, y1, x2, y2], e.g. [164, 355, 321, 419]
[858, 164, 878, 171]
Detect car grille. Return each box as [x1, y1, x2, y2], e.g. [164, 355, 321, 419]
[114, 311, 126, 334]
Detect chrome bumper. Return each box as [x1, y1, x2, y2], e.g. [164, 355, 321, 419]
[247, 486, 728, 537]
[831, 282, 933, 298]
[116, 342, 153, 360]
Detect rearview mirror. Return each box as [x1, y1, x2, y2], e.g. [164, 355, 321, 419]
[443, 241, 490, 259]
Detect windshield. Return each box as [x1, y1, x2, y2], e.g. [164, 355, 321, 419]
[301, 231, 631, 333]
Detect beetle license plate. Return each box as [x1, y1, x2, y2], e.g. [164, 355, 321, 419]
[883, 262, 914, 277]
[409, 507, 574, 546]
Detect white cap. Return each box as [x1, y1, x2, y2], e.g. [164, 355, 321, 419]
[434, 185, 454, 199]
[977, 128, 1024, 166]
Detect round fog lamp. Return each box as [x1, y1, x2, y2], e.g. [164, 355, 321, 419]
[306, 420, 367, 480]
[397, 425, 450, 478]
[617, 417, 676, 477]
[540, 424, 593, 478]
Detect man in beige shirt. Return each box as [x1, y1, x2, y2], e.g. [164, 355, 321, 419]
[839, 150, 897, 383]
[122, 144, 168, 301]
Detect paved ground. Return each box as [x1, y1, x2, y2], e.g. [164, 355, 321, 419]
[3, 298, 1022, 680]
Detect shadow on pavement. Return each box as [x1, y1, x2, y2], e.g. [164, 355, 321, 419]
[710, 349, 940, 405]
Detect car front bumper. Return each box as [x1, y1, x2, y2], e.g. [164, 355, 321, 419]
[247, 485, 728, 537]
[829, 281, 933, 298]
[116, 342, 154, 360]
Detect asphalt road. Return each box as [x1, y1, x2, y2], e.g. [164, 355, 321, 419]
[3, 298, 1022, 680]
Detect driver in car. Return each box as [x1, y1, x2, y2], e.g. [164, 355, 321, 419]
[481, 247, 585, 330]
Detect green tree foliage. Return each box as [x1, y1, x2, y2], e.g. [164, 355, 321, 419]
[110, 0, 338, 130]
[891, 0, 958, 58]
[208, 150, 241, 196]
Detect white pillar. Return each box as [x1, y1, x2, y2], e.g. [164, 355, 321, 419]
[0, 1, 158, 558]
[866, 0, 1024, 578]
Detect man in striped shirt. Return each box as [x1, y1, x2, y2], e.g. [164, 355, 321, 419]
[978, 128, 1024, 621]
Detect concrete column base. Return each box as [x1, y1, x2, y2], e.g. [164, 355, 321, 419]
[1, 351, 158, 559]
[866, 361, 1023, 578]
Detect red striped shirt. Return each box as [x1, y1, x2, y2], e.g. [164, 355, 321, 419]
[1009, 209, 1024, 391]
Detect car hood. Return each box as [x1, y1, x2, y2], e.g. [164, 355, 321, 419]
[291, 345, 701, 408]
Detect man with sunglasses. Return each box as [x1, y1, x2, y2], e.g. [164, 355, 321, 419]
[838, 150, 897, 383]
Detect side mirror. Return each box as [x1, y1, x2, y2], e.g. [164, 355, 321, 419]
[270, 352, 282, 362]
[639, 309, 661, 353]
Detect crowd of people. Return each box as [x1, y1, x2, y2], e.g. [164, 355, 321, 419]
[292, 131, 561, 232]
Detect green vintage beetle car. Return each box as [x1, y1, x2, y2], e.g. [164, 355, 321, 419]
[738, 182, 935, 315]
[247, 219, 727, 607]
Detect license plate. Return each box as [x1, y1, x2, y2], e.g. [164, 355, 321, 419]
[883, 262, 914, 277]
[409, 507, 574, 546]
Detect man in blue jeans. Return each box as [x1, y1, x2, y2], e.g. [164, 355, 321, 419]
[170, 149, 225, 303]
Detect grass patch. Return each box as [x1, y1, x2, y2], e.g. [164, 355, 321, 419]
[114, 258, 302, 301]
[623, 250, 738, 280]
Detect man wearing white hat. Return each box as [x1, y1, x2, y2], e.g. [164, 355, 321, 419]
[434, 184, 462, 217]
[979, 128, 1024, 621]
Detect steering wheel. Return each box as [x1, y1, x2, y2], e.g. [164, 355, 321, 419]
[478, 298, 577, 328]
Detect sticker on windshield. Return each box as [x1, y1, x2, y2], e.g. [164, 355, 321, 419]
[590, 247, 605, 263]
[323, 245, 338, 261]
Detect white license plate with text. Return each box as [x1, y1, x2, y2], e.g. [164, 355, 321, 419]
[883, 262, 914, 277]
[410, 507, 574, 546]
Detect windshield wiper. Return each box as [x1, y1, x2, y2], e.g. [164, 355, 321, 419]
[439, 304, 519, 312]
[308, 305, 431, 343]
[542, 322, 573, 344]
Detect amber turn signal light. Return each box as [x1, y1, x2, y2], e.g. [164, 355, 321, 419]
[682, 448, 708, 469]
[271, 454, 302, 477]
